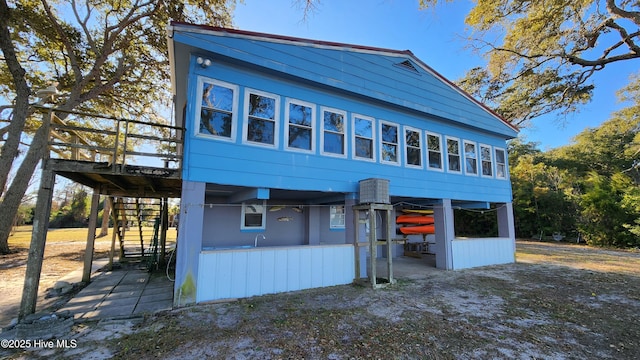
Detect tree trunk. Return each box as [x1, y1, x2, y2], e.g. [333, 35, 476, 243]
[98, 197, 110, 238]
[0, 125, 48, 254]
[0, 0, 31, 195]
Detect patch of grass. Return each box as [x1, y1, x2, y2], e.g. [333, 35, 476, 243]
[8, 225, 177, 248]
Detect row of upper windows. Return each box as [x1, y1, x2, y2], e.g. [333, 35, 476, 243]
[195, 76, 508, 179]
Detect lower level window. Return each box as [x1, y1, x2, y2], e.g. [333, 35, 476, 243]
[241, 201, 266, 230]
[330, 205, 345, 229]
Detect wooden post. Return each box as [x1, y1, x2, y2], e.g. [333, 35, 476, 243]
[385, 207, 395, 284]
[159, 197, 168, 264]
[81, 188, 100, 283]
[369, 204, 377, 287]
[19, 110, 54, 320]
[108, 197, 117, 271]
[19, 166, 55, 319]
[353, 204, 360, 280]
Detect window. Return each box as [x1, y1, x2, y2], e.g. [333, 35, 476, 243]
[321, 107, 346, 157]
[446, 137, 461, 173]
[244, 89, 279, 147]
[404, 127, 422, 168]
[480, 144, 493, 177]
[380, 121, 399, 164]
[285, 99, 315, 152]
[330, 205, 345, 229]
[353, 115, 375, 161]
[464, 140, 478, 175]
[197, 77, 237, 141]
[241, 201, 266, 230]
[495, 148, 507, 179]
[426, 132, 443, 170]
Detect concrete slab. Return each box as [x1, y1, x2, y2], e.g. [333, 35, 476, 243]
[111, 284, 146, 293]
[56, 264, 174, 322]
[120, 272, 150, 285]
[99, 296, 139, 308]
[133, 300, 172, 315]
[140, 285, 173, 296]
[80, 306, 135, 320]
[89, 274, 127, 286]
[56, 259, 111, 284]
[104, 290, 143, 300]
[139, 291, 173, 303]
[73, 285, 115, 296]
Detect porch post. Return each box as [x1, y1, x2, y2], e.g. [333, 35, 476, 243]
[107, 197, 117, 270]
[497, 202, 515, 239]
[497, 202, 516, 260]
[19, 166, 55, 319]
[81, 188, 101, 282]
[173, 181, 205, 306]
[433, 199, 454, 270]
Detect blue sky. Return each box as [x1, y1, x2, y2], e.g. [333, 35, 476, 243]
[233, 0, 637, 150]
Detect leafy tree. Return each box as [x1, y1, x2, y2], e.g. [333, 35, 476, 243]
[49, 186, 88, 228]
[415, 0, 640, 126]
[547, 110, 640, 178]
[0, 0, 236, 254]
[509, 149, 577, 238]
[579, 172, 640, 247]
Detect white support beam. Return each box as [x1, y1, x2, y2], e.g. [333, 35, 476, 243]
[433, 199, 454, 270]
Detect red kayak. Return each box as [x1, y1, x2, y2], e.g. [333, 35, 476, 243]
[399, 224, 435, 235]
[396, 214, 434, 225]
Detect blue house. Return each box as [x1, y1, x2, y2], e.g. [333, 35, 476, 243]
[168, 23, 518, 305]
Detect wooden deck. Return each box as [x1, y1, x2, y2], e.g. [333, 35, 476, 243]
[42, 108, 183, 197]
[49, 159, 181, 198]
[19, 108, 184, 320]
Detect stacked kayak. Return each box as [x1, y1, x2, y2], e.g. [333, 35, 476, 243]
[396, 209, 435, 235]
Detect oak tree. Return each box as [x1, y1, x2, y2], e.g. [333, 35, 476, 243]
[0, 0, 236, 253]
[418, 0, 640, 126]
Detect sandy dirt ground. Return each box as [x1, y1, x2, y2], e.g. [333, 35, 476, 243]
[0, 237, 113, 328]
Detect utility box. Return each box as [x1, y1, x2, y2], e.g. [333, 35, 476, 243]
[359, 178, 390, 204]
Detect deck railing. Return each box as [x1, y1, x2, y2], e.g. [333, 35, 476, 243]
[40, 107, 183, 174]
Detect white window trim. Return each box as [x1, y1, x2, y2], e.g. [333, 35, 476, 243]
[403, 126, 423, 169]
[480, 143, 494, 178]
[242, 88, 280, 149]
[352, 114, 376, 162]
[495, 147, 508, 180]
[445, 136, 462, 174]
[463, 140, 479, 176]
[241, 200, 267, 230]
[195, 76, 238, 142]
[320, 106, 347, 158]
[379, 120, 400, 166]
[329, 205, 346, 229]
[284, 98, 316, 153]
[426, 131, 444, 172]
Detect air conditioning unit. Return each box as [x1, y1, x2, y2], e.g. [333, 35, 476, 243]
[358, 178, 390, 204]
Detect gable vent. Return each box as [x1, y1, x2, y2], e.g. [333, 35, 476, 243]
[396, 59, 419, 74]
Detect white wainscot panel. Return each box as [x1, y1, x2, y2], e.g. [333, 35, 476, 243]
[196, 244, 355, 303]
[451, 238, 515, 270]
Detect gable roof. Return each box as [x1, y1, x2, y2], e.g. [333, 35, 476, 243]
[168, 22, 518, 138]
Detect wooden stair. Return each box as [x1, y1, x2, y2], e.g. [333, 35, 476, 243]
[110, 197, 163, 261]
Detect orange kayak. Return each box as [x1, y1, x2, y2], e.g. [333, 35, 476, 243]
[396, 214, 434, 225]
[399, 224, 435, 235]
[402, 209, 434, 215]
